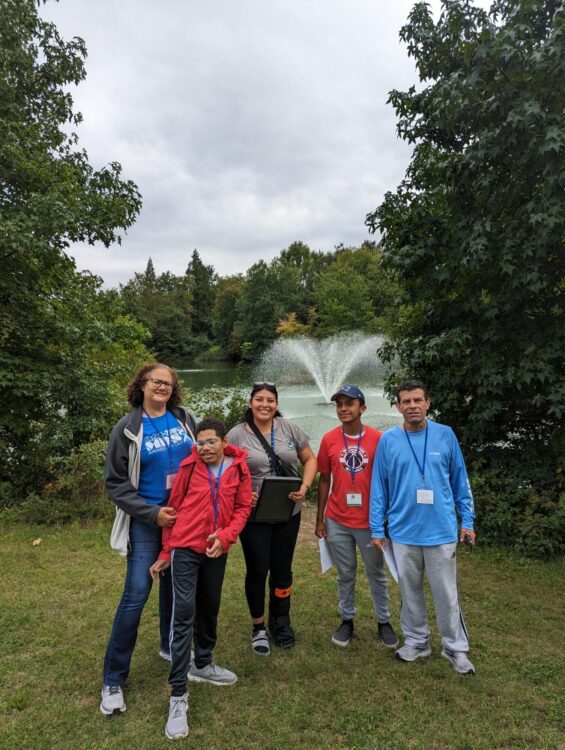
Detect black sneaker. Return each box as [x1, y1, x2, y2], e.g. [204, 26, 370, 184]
[378, 622, 399, 648]
[268, 616, 295, 649]
[332, 619, 354, 647]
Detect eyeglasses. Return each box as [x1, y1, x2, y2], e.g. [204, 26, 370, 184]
[196, 438, 222, 447]
[146, 377, 174, 389]
[253, 381, 276, 389]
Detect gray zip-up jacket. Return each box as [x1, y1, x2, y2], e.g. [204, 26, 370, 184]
[104, 404, 197, 525]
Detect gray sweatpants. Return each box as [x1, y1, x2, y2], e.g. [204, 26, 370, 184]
[326, 517, 391, 623]
[392, 541, 470, 653]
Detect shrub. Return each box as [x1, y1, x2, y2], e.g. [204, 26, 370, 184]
[185, 387, 248, 432]
[472, 463, 564, 559]
[3, 390, 249, 526]
[7, 440, 111, 525]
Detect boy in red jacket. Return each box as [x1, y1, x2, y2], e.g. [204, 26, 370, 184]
[149, 417, 252, 741]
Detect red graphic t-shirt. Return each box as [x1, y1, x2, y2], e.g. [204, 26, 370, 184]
[317, 425, 382, 528]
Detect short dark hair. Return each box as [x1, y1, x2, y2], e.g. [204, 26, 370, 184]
[196, 417, 227, 440]
[127, 363, 182, 408]
[395, 379, 429, 402]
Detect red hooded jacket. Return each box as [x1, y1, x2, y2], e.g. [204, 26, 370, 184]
[159, 443, 252, 561]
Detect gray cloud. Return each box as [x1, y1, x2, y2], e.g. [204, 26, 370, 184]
[41, 0, 489, 287]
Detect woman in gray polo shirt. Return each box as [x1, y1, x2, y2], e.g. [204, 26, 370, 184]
[227, 382, 317, 653]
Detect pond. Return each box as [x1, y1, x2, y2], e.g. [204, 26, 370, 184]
[178, 359, 401, 452]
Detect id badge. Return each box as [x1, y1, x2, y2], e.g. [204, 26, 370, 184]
[165, 471, 177, 490]
[416, 489, 434, 504]
[346, 492, 362, 507]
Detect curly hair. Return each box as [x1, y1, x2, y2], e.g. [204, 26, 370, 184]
[126, 363, 182, 408]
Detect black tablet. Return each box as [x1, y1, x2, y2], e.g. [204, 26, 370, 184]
[253, 476, 302, 523]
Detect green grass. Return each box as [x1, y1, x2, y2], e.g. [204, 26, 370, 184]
[1, 514, 564, 750]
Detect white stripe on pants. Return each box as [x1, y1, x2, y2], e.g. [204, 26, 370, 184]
[326, 517, 391, 623]
[392, 541, 469, 653]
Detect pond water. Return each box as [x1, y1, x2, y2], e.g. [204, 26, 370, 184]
[178, 359, 401, 452]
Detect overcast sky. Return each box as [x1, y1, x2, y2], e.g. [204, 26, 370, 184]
[40, 0, 489, 288]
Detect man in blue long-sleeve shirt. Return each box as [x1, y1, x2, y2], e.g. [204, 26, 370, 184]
[370, 379, 476, 675]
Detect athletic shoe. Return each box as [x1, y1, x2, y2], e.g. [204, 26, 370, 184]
[100, 685, 126, 716]
[188, 662, 237, 686]
[394, 643, 432, 662]
[378, 622, 400, 648]
[251, 627, 271, 656]
[332, 619, 354, 647]
[268, 616, 296, 649]
[161, 648, 196, 665]
[165, 693, 189, 740]
[441, 649, 476, 674]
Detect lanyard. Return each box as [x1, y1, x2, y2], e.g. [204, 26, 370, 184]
[143, 410, 174, 472]
[341, 429, 363, 488]
[269, 422, 277, 475]
[207, 458, 225, 527]
[403, 423, 428, 486]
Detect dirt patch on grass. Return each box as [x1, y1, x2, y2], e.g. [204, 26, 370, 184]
[297, 501, 318, 549]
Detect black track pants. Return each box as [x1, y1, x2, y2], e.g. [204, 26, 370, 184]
[168, 547, 227, 695]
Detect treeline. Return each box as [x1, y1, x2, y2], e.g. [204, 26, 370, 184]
[117, 241, 398, 363]
[1, 0, 562, 558]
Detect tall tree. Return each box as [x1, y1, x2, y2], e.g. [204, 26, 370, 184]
[120, 260, 194, 360]
[312, 244, 395, 336]
[212, 275, 244, 358]
[0, 0, 143, 500]
[275, 241, 334, 325]
[185, 249, 216, 340]
[366, 0, 564, 489]
[233, 261, 280, 360]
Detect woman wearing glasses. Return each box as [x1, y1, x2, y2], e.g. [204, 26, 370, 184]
[227, 382, 317, 653]
[100, 363, 196, 717]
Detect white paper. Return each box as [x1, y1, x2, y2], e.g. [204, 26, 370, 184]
[319, 537, 335, 574]
[382, 541, 399, 583]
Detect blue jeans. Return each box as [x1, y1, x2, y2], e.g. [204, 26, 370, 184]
[103, 517, 172, 686]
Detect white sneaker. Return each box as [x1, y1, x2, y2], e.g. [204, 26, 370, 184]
[188, 662, 237, 686]
[394, 643, 432, 662]
[100, 685, 126, 716]
[165, 693, 189, 740]
[441, 649, 476, 674]
[251, 627, 271, 655]
[159, 649, 172, 662]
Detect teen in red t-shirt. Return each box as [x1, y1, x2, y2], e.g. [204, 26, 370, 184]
[316, 385, 398, 649]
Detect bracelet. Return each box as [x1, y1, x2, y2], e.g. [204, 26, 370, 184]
[301, 482, 310, 490]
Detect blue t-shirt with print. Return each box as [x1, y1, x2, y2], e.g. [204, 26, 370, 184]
[138, 412, 193, 504]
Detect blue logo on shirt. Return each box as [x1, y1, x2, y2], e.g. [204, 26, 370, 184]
[339, 447, 369, 473]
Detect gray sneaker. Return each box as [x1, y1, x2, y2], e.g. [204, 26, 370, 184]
[441, 649, 476, 674]
[100, 685, 126, 716]
[395, 643, 432, 662]
[188, 662, 237, 686]
[165, 693, 189, 740]
[161, 648, 194, 664]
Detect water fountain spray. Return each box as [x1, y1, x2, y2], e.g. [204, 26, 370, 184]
[257, 333, 387, 402]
